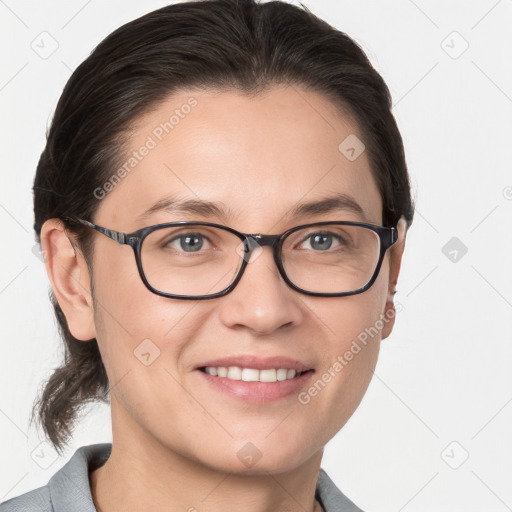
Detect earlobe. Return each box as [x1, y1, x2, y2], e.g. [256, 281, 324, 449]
[381, 215, 408, 340]
[40, 218, 96, 341]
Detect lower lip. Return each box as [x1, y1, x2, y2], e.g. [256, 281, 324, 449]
[196, 369, 315, 403]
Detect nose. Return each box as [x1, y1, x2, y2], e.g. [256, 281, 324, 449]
[217, 241, 304, 335]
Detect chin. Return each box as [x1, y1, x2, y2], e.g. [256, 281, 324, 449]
[196, 438, 319, 476]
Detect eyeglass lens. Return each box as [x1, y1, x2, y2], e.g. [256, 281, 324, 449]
[139, 223, 381, 297]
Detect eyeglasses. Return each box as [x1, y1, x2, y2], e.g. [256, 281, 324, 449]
[69, 218, 398, 300]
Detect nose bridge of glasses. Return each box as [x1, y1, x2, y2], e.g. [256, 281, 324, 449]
[243, 234, 280, 254]
[238, 234, 280, 265]
[248, 234, 279, 246]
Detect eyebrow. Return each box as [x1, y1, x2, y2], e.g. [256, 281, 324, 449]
[135, 192, 368, 225]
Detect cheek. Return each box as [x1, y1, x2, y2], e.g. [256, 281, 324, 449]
[91, 239, 197, 336]
[91, 282, 207, 441]
[300, 280, 387, 428]
[89, 245, 203, 386]
[314, 270, 388, 358]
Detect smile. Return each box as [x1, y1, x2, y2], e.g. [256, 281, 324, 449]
[200, 366, 306, 382]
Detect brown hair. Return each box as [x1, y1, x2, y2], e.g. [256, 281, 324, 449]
[31, 0, 415, 454]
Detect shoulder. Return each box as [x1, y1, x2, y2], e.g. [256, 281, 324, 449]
[0, 443, 112, 512]
[0, 486, 52, 512]
[316, 468, 365, 512]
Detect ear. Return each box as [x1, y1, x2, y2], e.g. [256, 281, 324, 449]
[40, 218, 96, 341]
[381, 215, 408, 340]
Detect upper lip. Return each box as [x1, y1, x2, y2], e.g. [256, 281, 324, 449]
[196, 355, 313, 373]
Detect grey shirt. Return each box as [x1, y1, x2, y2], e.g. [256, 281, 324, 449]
[0, 444, 364, 512]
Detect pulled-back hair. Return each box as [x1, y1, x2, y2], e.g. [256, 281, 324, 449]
[32, 0, 415, 453]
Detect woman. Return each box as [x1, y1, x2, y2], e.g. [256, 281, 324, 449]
[1, 0, 414, 510]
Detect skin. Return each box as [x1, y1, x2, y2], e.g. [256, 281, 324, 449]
[41, 84, 407, 512]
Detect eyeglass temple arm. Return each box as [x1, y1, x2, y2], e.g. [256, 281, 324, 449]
[72, 218, 129, 245]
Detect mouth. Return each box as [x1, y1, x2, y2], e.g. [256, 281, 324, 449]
[196, 365, 315, 403]
[194, 356, 315, 402]
[198, 366, 314, 383]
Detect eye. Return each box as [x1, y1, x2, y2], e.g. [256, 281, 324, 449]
[298, 231, 349, 251]
[164, 232, 212, 253]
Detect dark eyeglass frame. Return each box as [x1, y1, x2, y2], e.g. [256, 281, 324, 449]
[68, 217, 398, 300]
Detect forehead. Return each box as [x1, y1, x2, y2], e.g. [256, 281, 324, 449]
[96, 85, 383, 230]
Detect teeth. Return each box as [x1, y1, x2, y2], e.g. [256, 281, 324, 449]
[227, 366, 242, 380]
[277, 368, 288, 381]
[242, 368, 260, 382]
[204, 366, 302, 382]
[259, 369, 276, 382]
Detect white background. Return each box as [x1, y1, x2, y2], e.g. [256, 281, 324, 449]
[1, 1, 511, 510]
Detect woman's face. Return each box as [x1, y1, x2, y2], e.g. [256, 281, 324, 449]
[50, 85, 405, 474]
